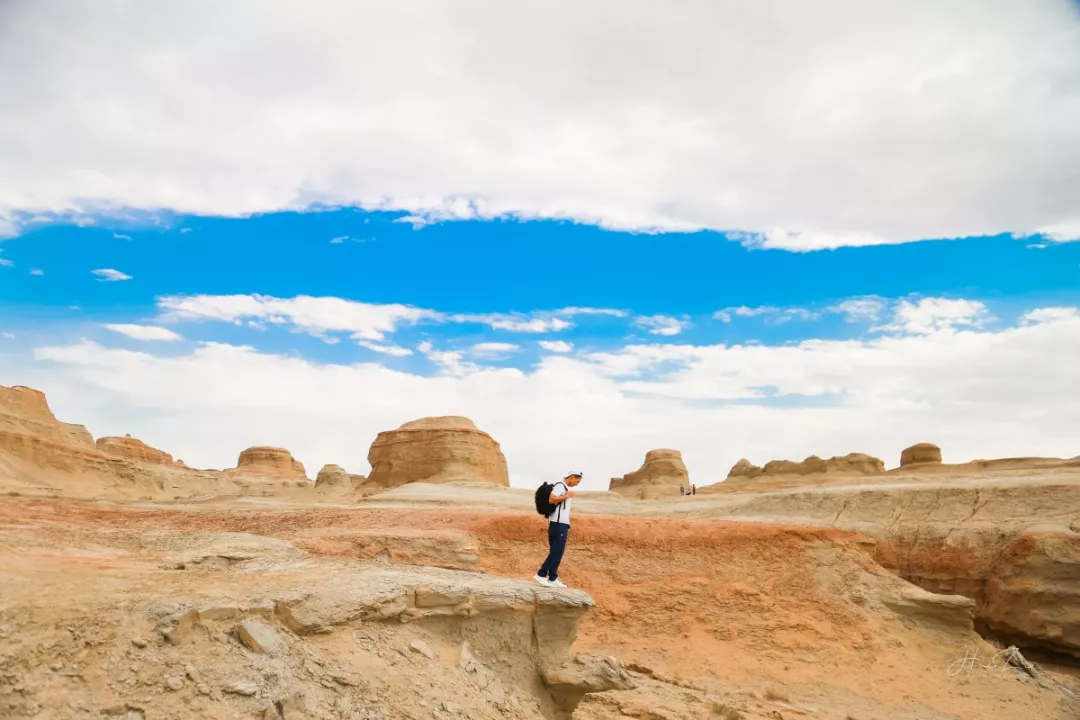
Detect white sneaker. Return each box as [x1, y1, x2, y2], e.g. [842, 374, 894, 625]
[548, 578, 567, 588]
[533, 574, 550, 586]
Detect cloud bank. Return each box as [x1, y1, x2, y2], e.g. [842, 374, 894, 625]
[1, 1, 1078, 247]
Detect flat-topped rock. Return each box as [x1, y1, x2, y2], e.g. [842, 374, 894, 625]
[96, 434, 175, 466]
[230, 446, 308, 483]
[366, 416, 509, 488]
[901, 442, 942, 466]
[400, 416, 478, 431]
[609, 449, 689, 495]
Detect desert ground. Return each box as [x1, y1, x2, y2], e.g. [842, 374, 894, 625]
[2, 383, 1078, 720]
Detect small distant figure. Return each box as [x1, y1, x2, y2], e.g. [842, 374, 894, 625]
[692, 484, 697, 495]
[679, 485, 686, 496]
[533, 471, 582, 588]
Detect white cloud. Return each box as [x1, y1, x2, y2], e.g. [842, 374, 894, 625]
[104, 324, 183, 342]
[92, 268, 132, 282]
[451, 313, 572, 333]
[539, 340, 573, 353]
[783, 308, 819, 321]
[829, 297, 887, 323]
[1, 2, 1077, 248]
[470, 342, 520, 357]
[1022, 307, 1080, 324]
[158, 294, 436, 341]
[1029, 220, 1080, 243]
[557, 307, 628, 318]
[734, 306, 777, 317]
[880, 297, 992, 335]
[15, 304, 1080, 491]
[734, 229, 894, 252]
[634, 315, 691, 337]
[29, 268, 44, 276]
[713, 310, 732, 323]
[356, 340, 413, 357]
[416, 342, 479, 377]
[113, 233, 131, 241]
[2, 332, 14, 339]
[0, 258, 13, 268]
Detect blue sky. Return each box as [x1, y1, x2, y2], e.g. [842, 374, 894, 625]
[1, 1, 1079, 488]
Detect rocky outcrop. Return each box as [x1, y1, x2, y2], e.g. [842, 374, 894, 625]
[701, 476, 1080, 658]
[228, 446, 308, 484]
[96, 434, 175, 466]
[900, 442, 942, 466]
[726, 453, 885, 480]
[0, 384, 232, 500]
[314, 463, 365, 488]
[0, 384, 96, 450]
[366, 416, 509, 488]
[543, 654, 635, 719]
[609, 450, 689, 497]
[981, 524, 1080, 657]
[727, 458, 763, 480]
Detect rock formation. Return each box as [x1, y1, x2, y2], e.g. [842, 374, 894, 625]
[900, 442, 942, 466]
[366, 416, 509, 488]
[96, 434, 175, 466]
[0, 384, 96, 451]
[314, 463, 366, 488]
[0, 384, 229, 500]
[609, 449, 689, 497]
[726, 453, 885, 480]
[229, 446, 308, 484]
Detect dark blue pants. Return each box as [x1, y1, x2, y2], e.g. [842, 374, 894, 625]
[538, 521, 570, 581]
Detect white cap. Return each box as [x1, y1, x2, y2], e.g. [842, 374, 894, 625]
[565, 471, 582, 478]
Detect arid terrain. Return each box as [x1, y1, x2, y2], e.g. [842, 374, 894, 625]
[2, 384, 1079, 720]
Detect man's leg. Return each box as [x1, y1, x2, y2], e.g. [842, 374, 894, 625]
[546, 523, 569, 581]
[537, 522, 556, 578]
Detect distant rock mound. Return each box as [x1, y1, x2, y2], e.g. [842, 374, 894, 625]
[366, 416, 509, 488]
[900, 443, 942, 466]
[315, 463, 366, 488]
[96, 434, 175, 466]
[609, 449, 689, 497]
[229, 446, 308, 484]
[727, 453, 886, 480]
[727, 458, 763, 480]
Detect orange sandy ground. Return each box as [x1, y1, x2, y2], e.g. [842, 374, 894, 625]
[1, 499, 1069, 719]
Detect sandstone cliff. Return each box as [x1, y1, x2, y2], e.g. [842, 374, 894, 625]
[96, 434, 175, 466]
[0, 384, 229, 500]
[366, 416, 509, 488]
[609, 449, 689, 499]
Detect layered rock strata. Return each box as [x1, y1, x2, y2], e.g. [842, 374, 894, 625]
[96, 434, 175, 466]
[366, 416, 510, 488]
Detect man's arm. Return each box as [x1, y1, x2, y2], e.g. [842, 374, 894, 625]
[549, 484, 574, 503]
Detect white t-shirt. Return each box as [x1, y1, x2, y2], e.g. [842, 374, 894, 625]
[547, 481, 571, 525]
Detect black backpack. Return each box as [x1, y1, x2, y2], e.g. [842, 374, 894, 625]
[535, 482, 559, 516]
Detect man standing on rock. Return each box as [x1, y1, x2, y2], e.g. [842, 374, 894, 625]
[534, 471, 581, 588]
